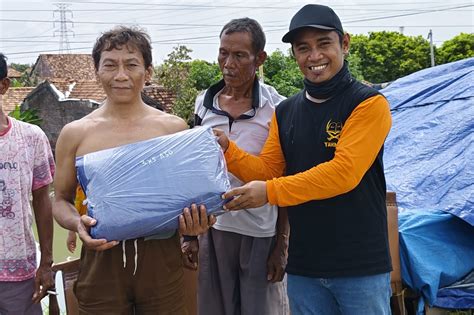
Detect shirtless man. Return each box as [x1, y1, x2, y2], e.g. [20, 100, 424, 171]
[53, 26, 214, 314]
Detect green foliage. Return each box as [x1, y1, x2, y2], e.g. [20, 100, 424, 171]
[264, 49, 303, 97]
[350, 32, 431, 83]
[9, 63, 30, 73]
[8, 105, 42, 126]
[156, 45, 199, 126]
[9, 75, 36, 87]
[156, 45, 193, 93]
[19, 71, 37, 87]
[156, 32, 470, 120]
[8, 63, 35, 87]
[188, 60, 221, 91]
[10, 79, 24, 87]
[437, 33, 474, 64]
[346, 52, 364, 81]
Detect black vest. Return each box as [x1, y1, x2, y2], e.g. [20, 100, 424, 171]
[276, 80, 391, 277]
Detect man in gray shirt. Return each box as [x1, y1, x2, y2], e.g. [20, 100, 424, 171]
[183, 18, 290, 315]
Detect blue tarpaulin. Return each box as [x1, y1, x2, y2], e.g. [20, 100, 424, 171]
[383, 57, 474, 225]
[76, 126, 231, 241]
[382, 58, 474, 309]
[398, 210, 474, 307]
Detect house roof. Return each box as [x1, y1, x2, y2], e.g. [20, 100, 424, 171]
[7, 67, 22, 79]
[48, 79, 107, 102]
[34, 79, 175, 111]
[143, 85, 176, 112]
[68, 80, 107, 101]
[31, 54, 97, 81]
[1, 87, 35, 115]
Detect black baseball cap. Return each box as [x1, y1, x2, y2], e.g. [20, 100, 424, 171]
[282, 4, 344, 43]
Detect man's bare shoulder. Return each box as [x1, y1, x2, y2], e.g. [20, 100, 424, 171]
[57, 110, 104, 149]
[60, 113, 98, 137]
[147, 108, 189, 135]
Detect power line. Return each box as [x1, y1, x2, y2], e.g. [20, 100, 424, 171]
[2, 7, 470, 12]
[1, 3, 471, 27]
[2, 25, 472, 44]
[2, 1, 471, 61]
[48, 0, 472, 9]
[48, 1, 301, 9]
[347, 4, 473, 23]
[0, 18, 224, 27]
[0, 24, 471, 41]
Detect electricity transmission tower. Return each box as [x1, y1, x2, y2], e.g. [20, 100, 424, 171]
[53, 3, 74, 53]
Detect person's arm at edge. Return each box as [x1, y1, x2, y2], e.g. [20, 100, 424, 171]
[224, 112, 286, 182]
[31, 184, 54, 303]
[267, 94, 392, 206]
[267, 206, 289, 282]
[53, 122, 117, 251]
[53, 123, 86, 231]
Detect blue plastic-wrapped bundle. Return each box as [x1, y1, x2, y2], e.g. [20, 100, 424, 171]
[76, 126, 231, 241]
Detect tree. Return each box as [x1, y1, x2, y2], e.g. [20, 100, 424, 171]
[350, 32, 431, 83]
[346, 51, 364, 81]
[188, 60, 221, 91]
[157, 45, 197, 125]
[10, 79, 24, 87]
[8, 105, 42, 126]
[437, 33, 474, 65]
[9, 63, 30, 73]
[157, 45, 193, 94]
[8, 63, 35, 87]
[264, 49, 303, 97]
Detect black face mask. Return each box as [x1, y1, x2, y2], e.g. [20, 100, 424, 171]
[303, 60, 352, 100]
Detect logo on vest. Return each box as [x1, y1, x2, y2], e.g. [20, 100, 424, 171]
[324, 120, 343, 148]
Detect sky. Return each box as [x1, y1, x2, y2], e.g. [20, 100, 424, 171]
[0, 0, 473, 66]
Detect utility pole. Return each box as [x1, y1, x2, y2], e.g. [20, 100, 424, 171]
[428, 29, 435, 67]
[53, 3, 74, 54]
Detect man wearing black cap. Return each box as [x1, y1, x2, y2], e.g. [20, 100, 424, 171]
[214, 4, 393, 314]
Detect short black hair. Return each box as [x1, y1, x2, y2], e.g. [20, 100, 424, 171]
[0, 53, 7, 80]
[220, 18, 266, 54]
[92, 26, 152, 71]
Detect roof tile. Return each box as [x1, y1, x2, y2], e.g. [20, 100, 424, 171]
[31, 54, 96, 81]
[7, 67, 23, 78]
[2, 87, 35, 115]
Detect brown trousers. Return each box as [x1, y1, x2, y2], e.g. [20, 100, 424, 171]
[74, 233, 187, 315]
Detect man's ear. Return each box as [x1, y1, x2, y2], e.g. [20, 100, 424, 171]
[0, 78, 10, 95]
[342, 33, 351, 56]
[145, 66, 153, 83]
[256, 51, 267, 68]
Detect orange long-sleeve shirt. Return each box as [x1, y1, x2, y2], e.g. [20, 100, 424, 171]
[74, 185, 87, 216]
[224, 94, 392, 207]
